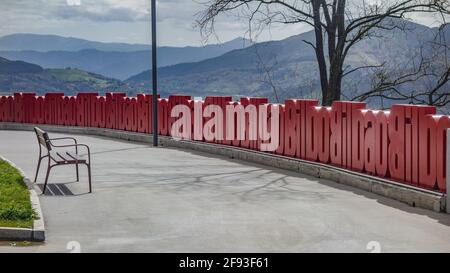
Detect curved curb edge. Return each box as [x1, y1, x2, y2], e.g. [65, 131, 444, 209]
[0, 155, 45, 242]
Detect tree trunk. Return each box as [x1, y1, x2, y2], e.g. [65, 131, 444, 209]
[322, 83, 341, 106]
[312, 1, 330, 106]
[321, 0, 346, 106]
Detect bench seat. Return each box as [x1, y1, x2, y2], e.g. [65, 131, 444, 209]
[50, 151, 88, 164]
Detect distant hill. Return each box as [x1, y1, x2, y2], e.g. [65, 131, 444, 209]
[126, 19, 448, 103]
[0, 34, 251, 80]
[0, 50, 151, 81]
[0, 57, 130, 95]
[0, 57, 43, 74]
[0, 33, 150, 52]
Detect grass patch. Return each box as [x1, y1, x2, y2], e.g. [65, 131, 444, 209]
[0, 219, 33, 229]
[47, 68, 95, 81]
[0, 160, 35, 229]
[47, 68, 109, 83]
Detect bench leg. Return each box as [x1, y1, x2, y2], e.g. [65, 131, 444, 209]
[34, 157, 42, 183]
[87, 164, 92, 193]
[43, 166, 52, 194]
[76, 163, 79, 182]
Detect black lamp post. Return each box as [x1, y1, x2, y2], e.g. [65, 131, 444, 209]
[151, 0, 158, 146]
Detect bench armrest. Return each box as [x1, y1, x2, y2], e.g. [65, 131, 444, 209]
[49, 137, 78, 153]
[49, 137, 78, 143]
[50, 143, 91, 162]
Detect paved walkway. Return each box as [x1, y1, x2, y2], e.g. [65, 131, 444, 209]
[0, 130, 449, 253]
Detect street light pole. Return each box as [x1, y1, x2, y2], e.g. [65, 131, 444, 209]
[151, 0, 158, 147]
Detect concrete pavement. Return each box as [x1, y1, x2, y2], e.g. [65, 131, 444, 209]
[0, 130, 449, 252]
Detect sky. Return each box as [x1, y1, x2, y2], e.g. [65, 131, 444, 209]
[0, 0, 447, 47]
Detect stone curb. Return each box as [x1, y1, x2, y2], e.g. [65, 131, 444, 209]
[0, 122, 446, 213]
[0, 155, 45, 241]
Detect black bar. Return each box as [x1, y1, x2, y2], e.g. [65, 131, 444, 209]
[151, 0, 158, 147]
[3, 253, 428, 271]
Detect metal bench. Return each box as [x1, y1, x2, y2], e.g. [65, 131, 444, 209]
[34, 127, 92, 194]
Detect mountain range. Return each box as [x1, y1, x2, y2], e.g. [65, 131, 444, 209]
[0, 34, 151, 52]
[0, 19, 448, 105]
[0, 34, 250, 80]
[127, 20, 449, 103]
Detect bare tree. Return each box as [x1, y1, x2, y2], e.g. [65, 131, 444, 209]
[197, 0, 450, 106]
[352, 24, 450, 109]
[253, 43, 283, 102]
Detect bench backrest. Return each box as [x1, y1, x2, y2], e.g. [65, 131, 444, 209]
[34, 127, 52, 151]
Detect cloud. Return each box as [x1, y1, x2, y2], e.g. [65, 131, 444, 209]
[53, 5, 148, 22]
[53, 0, 150, 22]
[0, 0, 446, 46]
[0, 0, 150, 23]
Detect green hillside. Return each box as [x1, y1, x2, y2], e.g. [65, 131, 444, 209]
[0, 58, 132, 95]
[46, 68, 125, 90]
